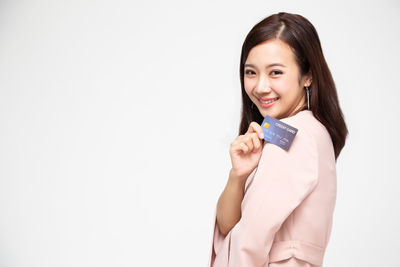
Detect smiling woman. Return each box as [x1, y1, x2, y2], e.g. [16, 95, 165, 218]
[208, 12, 348, 267]
[238, 12, 347, 160]
[243, 39, 312, 120]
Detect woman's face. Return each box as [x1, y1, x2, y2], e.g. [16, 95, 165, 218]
[244, 38, 312, 119]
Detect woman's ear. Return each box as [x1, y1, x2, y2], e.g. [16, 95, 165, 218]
[304, 71, 312, 87]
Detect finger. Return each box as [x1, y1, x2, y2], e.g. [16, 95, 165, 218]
[250, 132, 262, 151]
[230, 137, 247, 154]
[243, 135, 254, 152]
[246, 122, 264, 139]
[230, 135, 244, 147]
[238, 142, 249, 153]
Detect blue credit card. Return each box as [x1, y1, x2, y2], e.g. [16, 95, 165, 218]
[261, 115, 298, 151]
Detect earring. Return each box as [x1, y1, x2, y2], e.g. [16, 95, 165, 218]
[305, 86, 310, 110]
[251, 102, 255, 109]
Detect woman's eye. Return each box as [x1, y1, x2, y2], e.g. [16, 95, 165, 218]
[245, 69, 255, 75]
[271, 70, 282, 76]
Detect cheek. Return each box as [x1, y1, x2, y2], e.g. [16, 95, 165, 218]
[244, 79, 254, 94]
[272, 75, 296, 96]
[271, 80, 289, 96]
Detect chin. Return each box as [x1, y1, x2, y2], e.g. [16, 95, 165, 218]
[259, 109, 274, 117]
[259, 106, 280, 119]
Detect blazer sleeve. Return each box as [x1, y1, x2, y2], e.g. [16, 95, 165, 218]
[226, 126, 319, 267]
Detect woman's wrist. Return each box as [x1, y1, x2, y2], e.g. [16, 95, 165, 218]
[228, 168, 248, 189]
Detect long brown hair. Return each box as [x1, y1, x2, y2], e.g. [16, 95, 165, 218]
[239, 12, 348, 160]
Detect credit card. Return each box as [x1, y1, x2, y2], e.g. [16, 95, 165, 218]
[261, 115, 298, 151]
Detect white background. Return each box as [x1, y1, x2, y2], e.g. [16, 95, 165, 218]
[1, 0, 399, 266]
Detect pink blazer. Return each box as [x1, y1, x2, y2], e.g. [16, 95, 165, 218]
[208, 110, 337, 267]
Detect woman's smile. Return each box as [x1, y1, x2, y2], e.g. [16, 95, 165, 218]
[258, 97, 279, 107]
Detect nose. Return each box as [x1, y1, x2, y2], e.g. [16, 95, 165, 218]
[254, 74, 272, 95]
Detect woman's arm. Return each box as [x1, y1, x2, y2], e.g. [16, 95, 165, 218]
[216, 169, 248, 236]
[227, 127, 319, 266]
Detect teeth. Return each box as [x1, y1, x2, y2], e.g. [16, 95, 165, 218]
[261, 98, 277, 104]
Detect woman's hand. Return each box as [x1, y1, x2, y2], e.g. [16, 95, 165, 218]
[229, 122, 265, 181]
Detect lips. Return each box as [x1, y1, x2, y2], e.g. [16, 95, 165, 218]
[259, 97, 279, 103]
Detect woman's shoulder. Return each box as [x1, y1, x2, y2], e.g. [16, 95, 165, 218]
[280, 110, 334, 158]
[281, 110, 329, 140]
[258, 110, 320, 182]
[261, 111, 318, 160]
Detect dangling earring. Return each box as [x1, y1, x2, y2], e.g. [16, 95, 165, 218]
[251, 102, 255, 109]
[305, 86, 310, 110]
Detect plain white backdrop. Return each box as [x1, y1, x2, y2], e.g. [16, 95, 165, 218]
[1, 0, 399, 266]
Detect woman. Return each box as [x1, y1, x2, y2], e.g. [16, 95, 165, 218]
[208, 12, 348, 267]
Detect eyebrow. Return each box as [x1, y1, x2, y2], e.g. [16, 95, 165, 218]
[244, 63, 286, 68]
